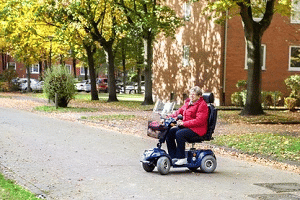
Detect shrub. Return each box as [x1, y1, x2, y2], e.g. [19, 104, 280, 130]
[284, 97, 297, 111]
[2, 69, 18, 91]
[261, 91, 273, 108]
[43, 66, 76, 107]
[236, 80, 247, 90]
[271, 91, 283, 106]
[285, 75, 300, 106]
[231, 91, 243, 106]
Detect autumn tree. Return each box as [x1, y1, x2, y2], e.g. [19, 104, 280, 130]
[204, 0, 292, 115]
[119, 0, 182, 104]
[40, 0, 131, 102]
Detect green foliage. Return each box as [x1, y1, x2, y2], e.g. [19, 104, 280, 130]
[1, 69, 19, 91]
[212, 133, 300, 161]
[285, 75, 300, 106]
[231, 91, 243, 106]
[43, 65, 76, 107]
[236, 80, 247, 90]
[284, 97, 297, 111]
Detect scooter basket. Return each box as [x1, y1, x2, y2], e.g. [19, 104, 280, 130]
[147, 121, 167, 139]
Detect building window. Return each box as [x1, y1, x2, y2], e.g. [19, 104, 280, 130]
[291, 0, 300, 23]
[183, 2, 192, 21]
[80, 66, 89, 75]
[30, 64, 39, 74]
[7, 62, 16, 70]
[65, 64, 72, 74]
[289, 46, 300, 71]
[183, 45, 190, 67]
[245, 44, 266, 70]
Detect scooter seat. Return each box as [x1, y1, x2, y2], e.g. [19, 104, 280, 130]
[186, 135, 214, 143]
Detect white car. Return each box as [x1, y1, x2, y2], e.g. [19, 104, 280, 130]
[19, 79, 41, 91]
[135, 81, 145, 93]
[83, 83, 91, 92]
[75, 80, 89, 92]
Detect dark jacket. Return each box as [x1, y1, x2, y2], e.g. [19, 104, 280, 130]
[169, 97, 209, 136]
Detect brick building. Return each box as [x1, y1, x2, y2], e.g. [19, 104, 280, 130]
[0, 55, 92, 80]
[152, 0, 300, 106]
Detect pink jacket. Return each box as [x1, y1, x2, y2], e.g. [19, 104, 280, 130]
[169, 97, 209, 136]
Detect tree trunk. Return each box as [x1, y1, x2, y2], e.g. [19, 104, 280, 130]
[142, 32, 154, 105]
[26, 65, 32, 93]
[85, 44, 99, 101]
[241, 31, 264, 115]
[238, 1, 275, 115]
[104, 42, 118, 102]
[1, 50, 5, 71]
[39, 61, 43, 81]
[84, 67, 88, 80]
[122, 41, 127, 93]
[73, 56, 77, 78]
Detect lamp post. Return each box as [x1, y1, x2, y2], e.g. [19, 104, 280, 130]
[48, 36, 54, 68]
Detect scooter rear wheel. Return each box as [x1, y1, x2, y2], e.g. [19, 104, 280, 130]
[157, 156, 171, 175]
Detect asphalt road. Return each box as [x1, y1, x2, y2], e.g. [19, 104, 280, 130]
[0, 107, 300, 200]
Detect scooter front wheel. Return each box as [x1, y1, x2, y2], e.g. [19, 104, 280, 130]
[157, 156, 171, 175]
[142, 163, 155, 172]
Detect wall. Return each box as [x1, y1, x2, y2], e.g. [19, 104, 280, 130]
[152, 0, 223, 105]
[225, 14, 300, 105]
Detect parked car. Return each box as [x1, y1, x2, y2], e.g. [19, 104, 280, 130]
[120, 82, 136, 94]
[75, 80, 89, 92]
[32, 81, 44, 92]
[97, 78, 108, 93]
[19, 79, 42, 92]
[83, 82, 91, 93]
[134, 81, 145, 93]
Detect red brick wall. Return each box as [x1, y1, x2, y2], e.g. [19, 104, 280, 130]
[225, 14, 300, 105]
[153, 0, 223, 105]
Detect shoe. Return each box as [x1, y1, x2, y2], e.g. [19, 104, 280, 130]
[172, 158, 178, 164]
[174, 158, 187, 165]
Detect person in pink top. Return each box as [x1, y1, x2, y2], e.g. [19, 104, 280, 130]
[166, 86, 209, 165]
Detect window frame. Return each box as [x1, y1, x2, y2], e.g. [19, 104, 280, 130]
[30, 64, 40, 74]
[289, 46, 300, 71]
[244, 44, 266, 71]
[183, 2, 192, 21]
[65, 64, 72, 74]
[291, 0, 300, 24]
[80, 66, 89, 75]
[7, 62, 16, 70]
[182, 45, 190, 67]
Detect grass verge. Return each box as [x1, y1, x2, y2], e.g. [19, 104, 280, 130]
[218, 110, 300, 124]
[211, 133, 300, 162]
[0, 173, 39, 200]
[34, 106, 98, 112]
[81, 114, 137, 121]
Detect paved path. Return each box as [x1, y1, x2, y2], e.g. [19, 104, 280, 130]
[0, 107, 300, 200]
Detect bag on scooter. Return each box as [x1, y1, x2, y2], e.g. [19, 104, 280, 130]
[147, 121, 167, 139]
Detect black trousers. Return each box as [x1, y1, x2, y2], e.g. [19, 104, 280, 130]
[166, 127, 199, 159]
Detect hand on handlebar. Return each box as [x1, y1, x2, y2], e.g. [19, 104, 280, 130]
[177, 120, 184, 126]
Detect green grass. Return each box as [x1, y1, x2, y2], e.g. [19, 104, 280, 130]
[212, 133, 300, 161]
[0, 173, 39, 200]
[31, 92, 154, 111]
[34, 106, 98, 112]
[81, 114, 137, 121]
[218, 110, 300, 124]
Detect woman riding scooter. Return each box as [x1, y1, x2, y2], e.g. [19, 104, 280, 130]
[166, 86, 209, 165]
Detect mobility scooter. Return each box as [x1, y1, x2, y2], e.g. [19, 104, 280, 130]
[141, 93, 218, 175]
